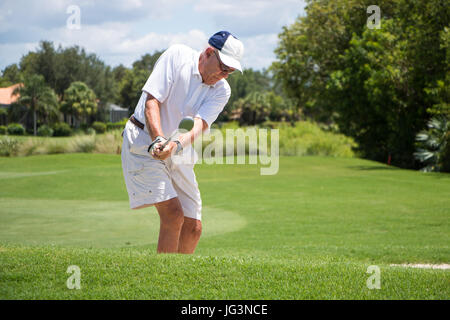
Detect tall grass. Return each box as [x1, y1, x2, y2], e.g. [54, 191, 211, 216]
[0, 121, 357, 158]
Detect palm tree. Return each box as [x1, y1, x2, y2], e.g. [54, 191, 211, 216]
[414, 116, 449, 172]
[14, 74, 59, 136]
[61, 81, 97, 127]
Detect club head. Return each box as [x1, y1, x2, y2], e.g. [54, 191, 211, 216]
[178, 117, 194, 132]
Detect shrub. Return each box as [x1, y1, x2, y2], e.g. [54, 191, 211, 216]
[92, 121, 107, 134]
[414, 116, 449, 172]
[0, 136, 20, 156]
[37, 125, 54, 137]
[0, 125, 6, 135]
[7, 123, 25, 135]
[68, 135, 96, 153]
[52, 122, 72, 137]
[107, 118, 128, 131]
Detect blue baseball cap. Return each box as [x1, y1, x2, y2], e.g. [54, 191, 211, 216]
[208, 31, 244, 72]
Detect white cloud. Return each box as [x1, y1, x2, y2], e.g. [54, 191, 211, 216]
[0, 0, 306, 71]
[193, 0, 305, 36]
[240, 33, 279, 70]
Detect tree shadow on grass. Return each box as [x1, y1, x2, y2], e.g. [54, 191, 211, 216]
[347, 165, 398, 171]
[348, 165, 450, 179]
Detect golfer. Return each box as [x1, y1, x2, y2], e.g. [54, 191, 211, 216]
[121, 31, 244, 254]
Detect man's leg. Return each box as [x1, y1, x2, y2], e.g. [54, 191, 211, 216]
[178, 217, 202, 254]
[154, 198, 185, 253]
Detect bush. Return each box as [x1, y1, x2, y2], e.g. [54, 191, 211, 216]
[7, 123, 25, 136]
[107, 118, 128, 131]
[37, 125, 54, 137]
[0, 136, 20, 156]
[92, 121, 107, 134]
[440, 132, 450, 172]
[0, 125, 6, 135]
[52, 122, 72, 137]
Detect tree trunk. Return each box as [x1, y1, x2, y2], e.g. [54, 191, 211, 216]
[34, 109, 37, 136]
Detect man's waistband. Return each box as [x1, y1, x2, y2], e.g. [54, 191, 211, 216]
[130, 115, 145, 130]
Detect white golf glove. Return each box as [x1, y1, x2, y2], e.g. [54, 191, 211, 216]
[148, 135, 168, 154]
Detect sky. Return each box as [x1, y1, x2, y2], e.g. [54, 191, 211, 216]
[0, 0, 306, 72]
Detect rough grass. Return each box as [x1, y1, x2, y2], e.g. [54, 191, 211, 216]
[0, 121, 357, 158]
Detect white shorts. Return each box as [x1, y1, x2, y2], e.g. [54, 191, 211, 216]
[121, 120, 202, 220]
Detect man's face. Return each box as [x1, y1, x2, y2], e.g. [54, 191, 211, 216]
[200, 48, 235, 85]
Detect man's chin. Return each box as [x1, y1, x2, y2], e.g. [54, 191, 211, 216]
[204, 78, 221, 86]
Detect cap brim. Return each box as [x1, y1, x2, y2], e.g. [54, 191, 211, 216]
[217, 51, 242, 73]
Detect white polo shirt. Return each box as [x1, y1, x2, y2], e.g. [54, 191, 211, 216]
[133, 44, 231, 137]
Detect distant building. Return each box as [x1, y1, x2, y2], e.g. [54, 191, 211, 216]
[0, 83, 22, 108]
[0, 83, 23, 125]
[107, 103, 129, 123]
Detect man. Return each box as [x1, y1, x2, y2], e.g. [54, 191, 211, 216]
[121, 31, 244, 254]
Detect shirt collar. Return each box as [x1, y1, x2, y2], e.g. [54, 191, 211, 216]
[193, 51, 201, 77]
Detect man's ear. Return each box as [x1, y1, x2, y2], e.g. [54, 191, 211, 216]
[205, 46, 215, 57]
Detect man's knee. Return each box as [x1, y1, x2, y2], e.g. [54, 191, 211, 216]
[158, 200, 185, 228]
[186, 219, 202, 239]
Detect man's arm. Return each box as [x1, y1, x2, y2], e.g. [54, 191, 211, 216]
[144, 93, 164, 141]
[177, 117, 208, 148]
[152, 117, 208, 160]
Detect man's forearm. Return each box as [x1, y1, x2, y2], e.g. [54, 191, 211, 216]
[144, 95, 164, 141]
[177, 117, 208, 148]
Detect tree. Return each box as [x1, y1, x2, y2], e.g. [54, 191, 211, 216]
[272, 0, 449, 169]
[232, 91, 298, 125]
[19, 41, 115, 109]
[118, 68, 148, 114]
[61, 82, 98, 127]
[13, 74, 59, 136]
[218, 68, 273, 122]
[116, 51, 163, 114]
[1, 64, 22, 85]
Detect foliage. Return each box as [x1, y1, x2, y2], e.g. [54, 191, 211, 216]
[219, 69, 274, 121]
[37, 125, 54, 137]
[13, 74, 59, 136]
[1, 63, 22, 84]
[198, 121, 357, 158]
[0, 136, 20, 156]
[7, 123, 25, 135]
[61, 81, 98, 126]
[18, 41, 115, 107]
[52, 122, 72, 137]
[92, 121, 107, 134]
[232, 91, 298, 125]
[414, 116, 450, 172]
[0, 125, 6, 134]
[116, 51, 163, 113]
[107, 118, 128, 131]
[272, 0, 449, 169]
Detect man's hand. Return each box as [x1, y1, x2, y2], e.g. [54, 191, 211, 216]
[148, 136, 167, 154]
[151, 141, 178, 160]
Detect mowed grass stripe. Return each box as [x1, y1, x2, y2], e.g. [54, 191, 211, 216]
[0, 199, 246, 248]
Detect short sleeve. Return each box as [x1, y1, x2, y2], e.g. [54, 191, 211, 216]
[195, 82, 231, 129]
[142, 47, 176, 103]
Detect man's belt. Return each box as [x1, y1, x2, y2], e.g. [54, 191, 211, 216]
[130, 115, 145, 130]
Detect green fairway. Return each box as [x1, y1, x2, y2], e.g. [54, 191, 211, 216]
[0, 153, 449, 299]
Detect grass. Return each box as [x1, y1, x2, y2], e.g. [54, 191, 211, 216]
[0, 153, 449, 299]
